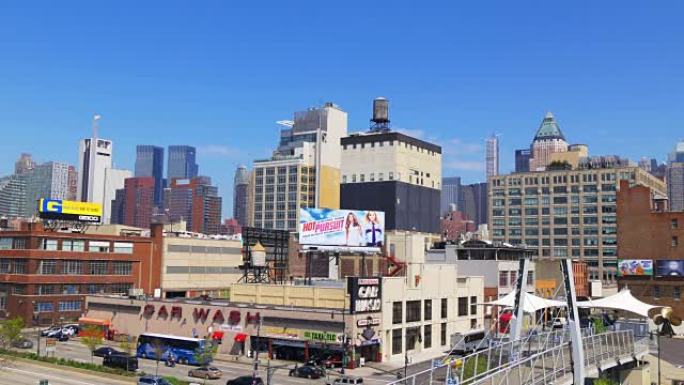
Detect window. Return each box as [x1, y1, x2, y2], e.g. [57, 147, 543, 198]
[673, 237, 679, 247]
[113, 261, 132, 275]
[62, 284, 79, 294]
[0, 292, 5, 310]
[14, 260, 25, 274]
[38, 284, 58, 295]
[63, 260, 82, 275]
[389, 172, 394, 180]
[654, 286, 661, 300]
[0, 238, 12, 250]
[673, 219, 679, 229]
[34, 302, 53, 313]
[457, 297, 468, 316]
[406, 300, 421, 323]
[87, 284, 106, 294]
[89, 261, 108, 275]
[342, 175, 347, 183]
[509, 271, 517, 286]
[470, 296, 477, 315]
[39, 260, 57, 275]
[424, 300, 432, 321]
[63, 240, 85, 252]
[89, 241, 110, 253]
[41, 239, 58, 251]
[440, 323, 447, 346]
[527, 271, 534, 286]
[114, 242, 133, 254]
[423, 325, 432, 349]
[441, 298, 448, 319]
[0, 259, 9, 273]
[109, 283, 132, 294]
[405, 326, 420, 351]
[392, 329, 402, 355]
[499, 271, 508, 287]
[393, 302, 403, 324]
[59, 301, 82, 312]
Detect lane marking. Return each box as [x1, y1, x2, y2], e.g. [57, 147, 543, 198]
[2, 366, 130, 385]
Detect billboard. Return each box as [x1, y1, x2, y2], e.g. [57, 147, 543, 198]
[299, 208, 384, 247]
[38, 199, 102, 223]
[348, 277, 382, 314]
[617, 259, 653, 276]
[655, 260, 684, 277]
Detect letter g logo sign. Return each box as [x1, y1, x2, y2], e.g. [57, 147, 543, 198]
[43, 199, 62, 213]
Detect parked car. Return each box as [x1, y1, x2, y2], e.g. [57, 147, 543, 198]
[103, 354, 138, 371]
[138, 375, 173, 385]
[41, 326, 62, 337]
[93, 346, 121, 357]
[61, 324, 79, 336]
[289, 365, 323, 379]
[319, 354, 343, 368]
[226, 376, 264, 385]
[12, 338, 34, 349]
[188, 366, 222, 380]
[326, 376, 364, 385]
[56, 331, 70, 342]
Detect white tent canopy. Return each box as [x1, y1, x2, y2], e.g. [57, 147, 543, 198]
[577, 289, 660, 318]
[482, 291, 567, 313]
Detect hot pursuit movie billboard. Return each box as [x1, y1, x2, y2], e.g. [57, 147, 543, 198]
[299, 208, 384, 247]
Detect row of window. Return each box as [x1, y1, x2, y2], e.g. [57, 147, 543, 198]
[493, 195, 616, 207]
[254, 192, 313, 203]
[489, 245, 616, 258]
[498, 271, 535, 288]
[34, 300, 83, 313]
[391, 323, 447, 354]
[0, 238, 133, 253]
[342, 140, 439, 157]
[253, 220, 298, 231]
[493, 206, 617, 217]
[37, 260, 132, 275]
[492, 172, 629, 187]
[392, 297, 479, 324]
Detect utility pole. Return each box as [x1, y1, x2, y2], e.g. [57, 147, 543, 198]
[252, 317, 262, 385]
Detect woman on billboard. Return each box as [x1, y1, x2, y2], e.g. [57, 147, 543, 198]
[345, 212, 364, 246]
[364, 211, 383, 247]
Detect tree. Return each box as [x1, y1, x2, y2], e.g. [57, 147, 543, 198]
[193, 337, 218, 384]
[151, 338, 166, 377]
[80, 325, 103, 364]
[0, 317, 24, 350]
[119, 335, 137, 356]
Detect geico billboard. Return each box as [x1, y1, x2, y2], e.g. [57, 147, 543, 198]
[38, 199, 102, 223]
[299, 208, 384, 247]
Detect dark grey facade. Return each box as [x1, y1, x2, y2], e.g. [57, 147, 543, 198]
[515, 149, 531, 173]
[135, 145, 164, 206]
[341, 181, 440, 233]
[441, 176, 461, 216]
[233, 165, 249, 227]
[462, 182, 488, 226]
[167, 145, 198, 181]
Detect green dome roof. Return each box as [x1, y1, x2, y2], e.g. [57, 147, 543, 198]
[534, 112, 566, 141]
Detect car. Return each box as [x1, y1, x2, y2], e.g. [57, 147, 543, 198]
[93, 346, 121, 357]
[61, 324, 79, 336]
[103, 354, 138, 371]
[226, 376, 264, 385]
[319, 354, 343, 368]
[326, 376, 364, 385]
[41, 326, 62, 337]
[138, 375, 173, 385]
[289, 365, 323, 379]
[56, 331, 70, 342]
[188, 366, 223, 380]
[12, 338, 34, 349]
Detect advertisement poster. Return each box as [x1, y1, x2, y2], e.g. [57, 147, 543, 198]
[299, 208, 384, 247]
[655, 260, 684, 277]
[348, 277, 382, 314]
[617, 259, 653, 276]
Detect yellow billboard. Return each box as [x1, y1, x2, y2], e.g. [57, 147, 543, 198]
[38, 199, 102, 223]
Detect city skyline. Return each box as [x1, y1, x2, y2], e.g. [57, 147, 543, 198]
[1, 2, 683, 216]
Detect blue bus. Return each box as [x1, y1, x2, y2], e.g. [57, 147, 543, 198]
[136, 333, 206, 365]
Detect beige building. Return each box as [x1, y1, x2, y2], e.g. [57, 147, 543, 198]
[529, 112, 569, 171]
[489, 165, 666, 284]
[251, 103, 347, 231]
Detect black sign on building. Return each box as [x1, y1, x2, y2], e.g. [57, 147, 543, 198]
[347, 277, 382, 314]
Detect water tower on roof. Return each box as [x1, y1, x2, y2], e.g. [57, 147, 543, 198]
[370, 97, 390, 133]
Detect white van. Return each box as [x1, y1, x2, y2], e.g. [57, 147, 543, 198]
[450, 329, 487, 354]
[326, 376, 364, 385]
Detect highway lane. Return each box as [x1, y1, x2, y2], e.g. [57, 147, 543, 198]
[0, 359, 134, 385]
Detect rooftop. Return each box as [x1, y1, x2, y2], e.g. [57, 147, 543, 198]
[533, 111, 566, 141]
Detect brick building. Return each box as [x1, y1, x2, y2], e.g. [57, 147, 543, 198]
[0, 222, 162, 325]
[123, 177, 155, 229]
[617, 180, 684, 315]
[167, 176, 222, 235]
[440, 210, 476, 242]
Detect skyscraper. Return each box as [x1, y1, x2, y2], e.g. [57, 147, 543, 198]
[233, 165, 249, 227]
[0, 174, 26, 218]
[461, 182, 488, 226]
[103, 168, 132, 224]
[123, 177, 156, 228]
[441, 176, 462, 216]
[667, 163, 684, 212]
[485, 134, 499, 178]
[168, 176, 222, 234]
[167, 145, 198, 182]
[135, 145, 164, 206]
[14, 153, 35, 175]
[529, 112, 568, 171]
[514, 149, 531, 173]
[110, 188, 126, 225]
[24, 162, 73, 217]
[252, 102, 348, 231]
[77, 137, 113, 204]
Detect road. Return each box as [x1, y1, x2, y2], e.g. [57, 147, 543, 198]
[17, 331, 403, 385]
[0, 359, 133, 385]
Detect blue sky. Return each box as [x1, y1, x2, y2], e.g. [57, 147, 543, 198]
[1, 1, 683, 217]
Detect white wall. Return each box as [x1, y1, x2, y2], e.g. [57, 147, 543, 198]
[102, 168, 131, 224]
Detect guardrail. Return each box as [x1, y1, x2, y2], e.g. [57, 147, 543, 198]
[388, 330, 639, 385]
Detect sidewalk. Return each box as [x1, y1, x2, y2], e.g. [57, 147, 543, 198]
[642, 354, 684, 384]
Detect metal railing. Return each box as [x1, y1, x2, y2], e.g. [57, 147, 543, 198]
[388, 330, 640, 385]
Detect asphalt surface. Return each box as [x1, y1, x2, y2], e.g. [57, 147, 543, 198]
[14, 331, 409, 385]
[658, 336, 684, 367]
[0, 359, 133, 385]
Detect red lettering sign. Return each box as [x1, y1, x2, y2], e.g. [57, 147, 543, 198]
[213, 310, 224, 323]
[158, 305, 168, 318]
[143, 304, 155, 316]
[228, 310, 241, 325]
[193, 308, 210, 322]
[171, 306, 182, 319]
[246, 312, 260, 325]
